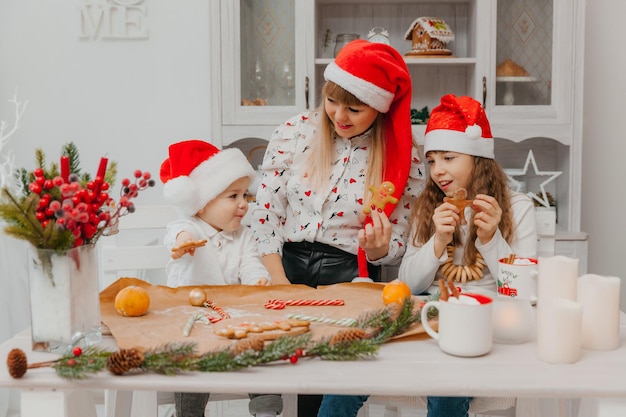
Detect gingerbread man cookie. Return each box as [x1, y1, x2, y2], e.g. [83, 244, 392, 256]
[214, 319, 311, 340]
[443, 188, 473, 225]
[363, 181, 398, 214]
[171, 239, 208, 258]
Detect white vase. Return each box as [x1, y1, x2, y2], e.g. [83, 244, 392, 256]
[26, 244, 101, 353]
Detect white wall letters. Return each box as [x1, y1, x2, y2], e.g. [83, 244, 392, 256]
[80, 0, 148, 40]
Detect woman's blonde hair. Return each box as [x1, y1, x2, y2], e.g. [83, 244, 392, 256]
[304, 81, 385, 201]
[410, 155, 514, 264]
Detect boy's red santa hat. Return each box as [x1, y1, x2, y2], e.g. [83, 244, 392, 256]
[324, 39, 413, 278]
[160, 139, 256, 216]
[424, 94, 494, 159]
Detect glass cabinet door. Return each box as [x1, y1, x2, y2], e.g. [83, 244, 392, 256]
[486, 0, 576, 137]
[495, 0, 552, 107]
[220, 0, 311, 127]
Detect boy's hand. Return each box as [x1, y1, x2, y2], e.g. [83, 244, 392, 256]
[254, 278, 270, 286]
[171, 238, 207, 259]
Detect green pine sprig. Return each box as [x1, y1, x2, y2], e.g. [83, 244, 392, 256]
[53, 346, 112, 380]
[0, 188, 74, 252]
[15, 298, 435, 380]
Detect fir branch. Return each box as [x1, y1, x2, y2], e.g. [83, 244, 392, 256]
[34, 149, 45, 170]
[195, 349, 246, 372]
[0, 188, 73, 251]
[105, 160, 117, 187]
[17, 168, 30, 197]
[62, 142, 81, 176]
[308, 339, 380, 360]
[34, 299, 436, 380]
[53, 347, 112, 380]
[141, 343, 198, 375]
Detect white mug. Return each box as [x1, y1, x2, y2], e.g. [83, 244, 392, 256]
[497, 257, 538, 303]
[421, 294, 493, 357]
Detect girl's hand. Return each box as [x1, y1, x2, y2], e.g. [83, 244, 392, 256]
[472, 194, 502, 244]
[358, 209, 392, 261]
[254, 278, 271, 286]
[432, 202, 458, 257]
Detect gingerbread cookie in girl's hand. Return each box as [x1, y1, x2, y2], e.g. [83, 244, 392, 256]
[363, 181, 398, 214]
[443, 188, 473, 225]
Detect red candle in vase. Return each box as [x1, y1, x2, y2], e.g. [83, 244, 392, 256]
[94, 157, 108, 192]
[60, 156, 70, 182]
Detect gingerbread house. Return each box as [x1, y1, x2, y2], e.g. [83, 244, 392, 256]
[404, 17, 455, 56]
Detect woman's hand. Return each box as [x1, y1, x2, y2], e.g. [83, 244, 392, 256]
[432, 202, 458, 257]
[358, 209, 392, 261]
[262, 253, 291, 285]
[472, 194, 502, 244]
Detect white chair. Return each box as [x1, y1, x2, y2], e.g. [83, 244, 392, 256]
[98, 205, 296, 417]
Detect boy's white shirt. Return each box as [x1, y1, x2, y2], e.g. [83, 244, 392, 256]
[399, 191, 537, 295]
[164, 216, 270, 287]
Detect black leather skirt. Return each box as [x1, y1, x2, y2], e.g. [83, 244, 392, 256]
[282, 241, 381, 288]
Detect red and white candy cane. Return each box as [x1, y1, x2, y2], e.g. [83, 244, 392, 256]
[203, 300, 231, 322]
[264, 299, 345, 310]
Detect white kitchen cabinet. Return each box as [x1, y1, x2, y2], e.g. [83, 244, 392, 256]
[209, 0, 314, 146]
[209, 0, 586, 259]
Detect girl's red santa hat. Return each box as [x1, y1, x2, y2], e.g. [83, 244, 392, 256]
[424, 94, 494, 159]
[159, 140, 255, 216]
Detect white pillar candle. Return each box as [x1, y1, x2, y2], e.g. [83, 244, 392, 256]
[536, 298, 582, 364]
[577, 274, 621, 351]
[537, 255, 579, 301]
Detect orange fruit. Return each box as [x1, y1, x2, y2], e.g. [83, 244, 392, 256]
[114, 285, 150, 317]
[382, 279, 412, 305]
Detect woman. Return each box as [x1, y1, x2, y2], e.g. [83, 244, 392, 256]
[250, 39, 425, 417]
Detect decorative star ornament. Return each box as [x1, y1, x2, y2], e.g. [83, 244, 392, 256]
[504, 149, 562, 208]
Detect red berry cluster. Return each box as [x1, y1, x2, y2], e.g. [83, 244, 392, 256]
[282, 348, 305, 364]
[28, 167, 155, 247]
[106, 170, 156, 224]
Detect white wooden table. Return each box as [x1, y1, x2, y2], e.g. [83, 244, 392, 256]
[2, 317, 626, 417]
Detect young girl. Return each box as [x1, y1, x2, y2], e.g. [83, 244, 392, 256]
[399, 94, 537, 417]
[250, 40, 424, 417]
[400, 94, 537, 296]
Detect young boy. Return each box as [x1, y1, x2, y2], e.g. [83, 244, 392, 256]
[160, 139, 281, 417]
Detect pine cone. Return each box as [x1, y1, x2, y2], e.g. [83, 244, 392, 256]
[7, 348, 27, 379]
[107, 348, 145, 375]
[230, 337, 265, 356]
[329, 328, 369, 346]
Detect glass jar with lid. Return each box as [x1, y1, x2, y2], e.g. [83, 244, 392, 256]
[334, 33, 360, 57]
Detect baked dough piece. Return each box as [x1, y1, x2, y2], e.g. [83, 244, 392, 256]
[496, 59, 529, 77]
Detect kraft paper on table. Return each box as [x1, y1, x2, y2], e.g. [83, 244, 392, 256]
[100, 277, 430, 353]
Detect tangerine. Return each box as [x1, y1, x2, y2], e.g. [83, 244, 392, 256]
[114, 285, 150, 317]
[382, 279, 412, 305]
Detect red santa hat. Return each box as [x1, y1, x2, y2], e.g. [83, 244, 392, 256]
[160, 140, 256, 216]
[424, 94, 494, 159]
[324, 40, 413, 278]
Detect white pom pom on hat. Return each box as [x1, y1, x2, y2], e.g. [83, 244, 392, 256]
[160, 140, 256, 217]
[423, 94, 494, 159]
